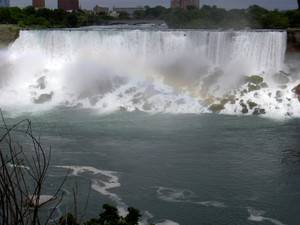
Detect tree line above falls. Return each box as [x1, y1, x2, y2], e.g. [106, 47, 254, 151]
[0, 4, 300, 29]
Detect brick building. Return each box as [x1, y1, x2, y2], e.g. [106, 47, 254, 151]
[32, 0, 45, 8]
[58, 0, 79, 11]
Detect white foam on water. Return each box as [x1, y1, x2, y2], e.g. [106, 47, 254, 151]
[55, 166, 169, 224]
[156, 220, 180, 225]
[247, 207, 286, 225]
[55, 166, 120, 196]
[156, 187, 226, 208]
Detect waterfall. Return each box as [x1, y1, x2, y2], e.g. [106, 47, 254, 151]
[9, 29, 286, 72]
[1, 28, 299, 117]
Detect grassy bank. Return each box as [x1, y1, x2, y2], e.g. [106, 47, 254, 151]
[0, 25, 20, 46]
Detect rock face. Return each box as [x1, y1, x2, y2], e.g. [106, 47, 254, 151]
[292, 83, 300, 95]
[0, 26, 19, 45]
[34, 93, 53, 104]
[287, 29, 300, 53]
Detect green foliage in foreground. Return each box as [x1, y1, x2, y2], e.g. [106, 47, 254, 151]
[58, 204, 153, 225]
[1, 4, 300, 29]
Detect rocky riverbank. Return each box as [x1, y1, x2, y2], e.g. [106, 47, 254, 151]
[287, 29, 300, 52]
[0, 25, 20, 46]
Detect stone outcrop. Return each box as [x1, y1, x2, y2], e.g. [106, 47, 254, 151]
[34, 92, 53, 104]
[0, 26, 19, 45]
[287, 29, 300, 53]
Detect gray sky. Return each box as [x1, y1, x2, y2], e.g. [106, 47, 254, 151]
[10, 0, 298, 10]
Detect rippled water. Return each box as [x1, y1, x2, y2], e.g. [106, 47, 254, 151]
[3, 109, 300, 225]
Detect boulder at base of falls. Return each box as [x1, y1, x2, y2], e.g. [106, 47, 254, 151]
[252, 108, 266, 116]
[240, 101, 248, 114]
[247, 83, 261, 92]
[273, 73, 290, 84]
[292, 83, 300, 95]
[209, 103, 225, 113]
[33, 92, 53, 104]
[247, 100, 258, 109]
[260, 82, 268, 88]
[142, 102, 152, 111]
[248, 75, 264, 85]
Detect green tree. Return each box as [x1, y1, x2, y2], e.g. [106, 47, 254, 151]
[133, 10, 146, 19]
[66, 13, 78, 27]
[0, 7, 14, 24]
[124, 207, 141, 225]
[246, 5, 269, 28]
[118, 11, 130, 20]
[50, 8, 67, 26]
[263, 10, 289, 28]
[8, 7, 24, 23]
[22, 6, 36, 16]
[36, 8, 51, 20]
[98, 204, 121, 225]
[81, 204, 143, 225]
[59, 213, 80, 225]
[285, 10, 300, 27]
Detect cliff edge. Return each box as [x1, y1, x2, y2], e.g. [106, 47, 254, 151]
[1, 27, 300, 53]
[0, 26, 20, 46]
[287, 29, 300, 52]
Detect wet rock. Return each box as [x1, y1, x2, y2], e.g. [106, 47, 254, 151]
[276, 90, 283, 98]
[125, 87, 137, 94]
[278, 85, 288, 89]
[90, 96, 100, 106]
[285, 112, 293, 117]
[226, 95, 236, 104]
[273, 73, 290, 84]
[292, 83, 300, 95]
[253, 108, 266, 115]
[238, 75, 250, 86]
[76, 103, 83, 107]
[253, 92, 260, 98]
[248, 83, 261, 92]
[260, 82, 268, 88]
[119, 106, 127, 111]
[33, 92, 53, 104]
[220, 98, 230, 105]
[248, 75, 264, 84]
[242, 89, 248, 94]
[242, 107, 249, 114]
[37, 76, 46, 89]
[247, 100, 258, 109]
[209, 103, 225, 113]
[132, 98, 141, 104]
[142, 102, 152, 111]
[239, 101, 248, 113]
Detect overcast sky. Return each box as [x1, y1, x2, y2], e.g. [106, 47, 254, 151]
[10, 0, 298, 10]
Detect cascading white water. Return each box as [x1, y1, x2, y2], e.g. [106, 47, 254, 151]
[0, 28, 299, 117]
